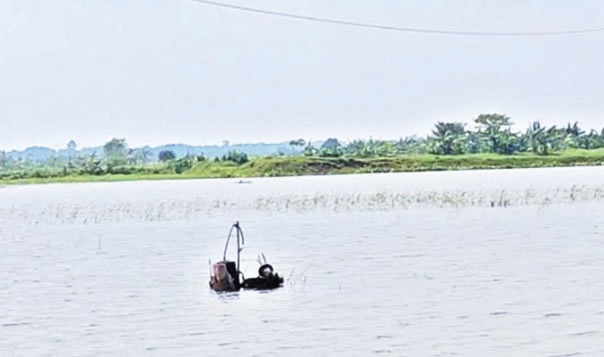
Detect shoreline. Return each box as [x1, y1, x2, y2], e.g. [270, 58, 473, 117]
[2, 149, 604, 186]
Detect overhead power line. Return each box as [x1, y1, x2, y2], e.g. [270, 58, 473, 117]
[191, 0, 604, 37]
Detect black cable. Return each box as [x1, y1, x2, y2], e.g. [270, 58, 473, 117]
[191, 0, 604, 37]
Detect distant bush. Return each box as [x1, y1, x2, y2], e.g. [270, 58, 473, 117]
[303, 143, 316, 157]
[33, 167, 66, 178]
[318, 147, 343, 158]
[80, 157, 105, 175]
[221, 150, 249, 164]
[169, 157, 194, 174]
[109, 166, 134, 175]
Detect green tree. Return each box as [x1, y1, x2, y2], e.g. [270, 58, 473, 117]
[395, 136, 427, 154]
[303, 141, 316, 156]
[474, 114, 516, 153]
[464, 132, 481, 154]
[581, 129, 604, 149]
[103, 138, 128, 170]
[319, 138, 343, 157]
[0, 151, 7, 168]
[140, 146, 152, 164]
[345, 139, 395, 157]
[169, 157, 194, 173]
[525, 121, 550, 155]
[81, 153, 104, 175]
[103, 138, 128, 158]
[288, 138, 305, 154]
[565, 121, 584, 137]
[474, 113, 513, 133]
[159, 150, 176, 161]
[430, 122, 466, 155]
[222, 150, 249, 164]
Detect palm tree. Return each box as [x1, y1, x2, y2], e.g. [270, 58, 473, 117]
[525, 121, 549, 155]
[431, 122, 466, 155]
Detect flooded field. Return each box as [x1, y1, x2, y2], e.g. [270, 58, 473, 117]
[1, 167, 604, 356]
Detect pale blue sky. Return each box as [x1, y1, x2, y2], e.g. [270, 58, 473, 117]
[1, 0, 603, 150]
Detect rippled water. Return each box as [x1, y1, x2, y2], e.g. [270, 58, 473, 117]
[2, 167, 604, 356]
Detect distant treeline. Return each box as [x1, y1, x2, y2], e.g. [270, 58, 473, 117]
[0, 141, 295, 163]
[0, 138, 251, 179]
[303, 114, 604, 158]
[2, 114, 604, 181]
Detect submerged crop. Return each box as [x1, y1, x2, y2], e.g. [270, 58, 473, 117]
[2, 184, 603, 228]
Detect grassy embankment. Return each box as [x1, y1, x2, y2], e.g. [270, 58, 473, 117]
[2, 148, 604, 186]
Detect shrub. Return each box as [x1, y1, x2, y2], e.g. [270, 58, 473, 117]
[221, 150, 249, 164]
[109, 166, 134, 175]
[170, 157, 194, 174]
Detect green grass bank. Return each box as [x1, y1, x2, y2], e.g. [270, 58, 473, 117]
[2, 149, 604, 186]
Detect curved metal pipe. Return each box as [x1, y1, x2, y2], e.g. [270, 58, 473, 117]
[222, 224, 236, 261]
[223, 221, 246, 274]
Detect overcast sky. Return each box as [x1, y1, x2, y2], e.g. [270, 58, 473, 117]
[1, 0, 603, 150]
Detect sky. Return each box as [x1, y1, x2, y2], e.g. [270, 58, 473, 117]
[1, 0, 603, 151]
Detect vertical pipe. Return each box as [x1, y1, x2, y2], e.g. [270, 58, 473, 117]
[236, 222, 241, 277]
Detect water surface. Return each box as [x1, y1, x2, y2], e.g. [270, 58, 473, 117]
[1, 167, 604, 356]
